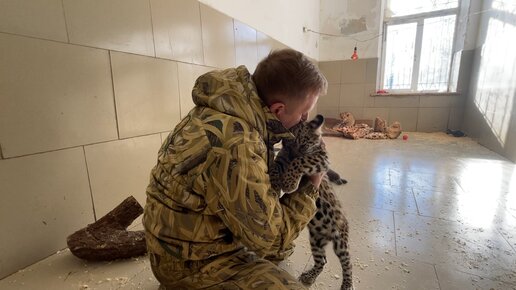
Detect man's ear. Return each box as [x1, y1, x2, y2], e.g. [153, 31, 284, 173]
[269, 102, 286, 118]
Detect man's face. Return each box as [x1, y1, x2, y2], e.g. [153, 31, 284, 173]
[274, 92, 319, 129]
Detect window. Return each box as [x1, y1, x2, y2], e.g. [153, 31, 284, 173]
[381, 0, 459, 92]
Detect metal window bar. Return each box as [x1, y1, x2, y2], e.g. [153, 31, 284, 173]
[381, 7, 459, 92]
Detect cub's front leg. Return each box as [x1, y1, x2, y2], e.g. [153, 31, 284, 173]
[282, 155, 329, 193]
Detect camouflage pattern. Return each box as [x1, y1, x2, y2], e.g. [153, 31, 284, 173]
[143, 66, 319, 287]
[149, 247, 307, 289]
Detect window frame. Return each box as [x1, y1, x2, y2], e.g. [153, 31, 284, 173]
[380, 6, 460, 93]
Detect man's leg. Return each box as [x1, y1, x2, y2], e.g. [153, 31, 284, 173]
[149, 248, 306, 290]
[204, 251, 305, 290]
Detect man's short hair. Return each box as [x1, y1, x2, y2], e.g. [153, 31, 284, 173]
[252, 49, 328, 106]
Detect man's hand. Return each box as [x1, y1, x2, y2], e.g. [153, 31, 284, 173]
[309, 172, 325, 188]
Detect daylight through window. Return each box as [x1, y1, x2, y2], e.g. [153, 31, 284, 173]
[381, 0, 459, 92]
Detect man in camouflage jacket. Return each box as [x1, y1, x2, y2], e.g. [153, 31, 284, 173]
[144, 49, 327, 289]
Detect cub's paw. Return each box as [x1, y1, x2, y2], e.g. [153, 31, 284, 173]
[299, 271, 317, 286]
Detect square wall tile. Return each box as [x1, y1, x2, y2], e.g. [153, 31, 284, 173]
[200, 4, 235, 68]
[340, 84, 365, 107]
[365, 58, 378, 83]
[234, 20, 258, 73]
[63, 0, 154, 56]
[151, 0, 204, 64]
[317, 107, 340, 119]
[374, 95, 420, 108]
[418, 108, 450, 132]
[389, 108, 418, 131]
[363, 84, 376, 107]
[448, 108, 464, 130]
[318, 84, 340, 108]
[84, 134, 162, 218]
[319, 61, 342, 84]
[178, 63, 214, 118]
[420, 95, 454, 107]
[0, 34, 117, 158]
[341, 59, 366, 83]
[111, 51, 180, 138]
[256, 31, 288, 61]
[0, 0, 68, 42]
[339, 106, 365, 119]
[160, 131, 172, 144]
[0, 148, 93, 279]
[363, 107, 389, 120]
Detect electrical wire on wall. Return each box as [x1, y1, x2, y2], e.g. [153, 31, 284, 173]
[302, 7, 498, 60]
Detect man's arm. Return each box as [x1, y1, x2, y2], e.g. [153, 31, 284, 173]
[202, 130, 319, 255]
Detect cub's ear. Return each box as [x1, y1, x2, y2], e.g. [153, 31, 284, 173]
[309, 114, 325, 129]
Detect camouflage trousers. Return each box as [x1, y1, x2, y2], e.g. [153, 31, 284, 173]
[149, 248, 307, 290]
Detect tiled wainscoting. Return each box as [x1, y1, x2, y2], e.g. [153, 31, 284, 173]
[317, 59, 466, 132]
[0, 0, 287, 279]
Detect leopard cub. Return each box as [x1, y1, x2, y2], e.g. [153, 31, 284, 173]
[270, 115, 353, 290]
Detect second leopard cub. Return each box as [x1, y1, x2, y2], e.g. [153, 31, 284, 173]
[270, 115, 353, 290]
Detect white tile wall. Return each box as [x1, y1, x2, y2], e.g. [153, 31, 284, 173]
[365, 58, 378, 84]
[389, 108, 418, 131]
[418, 108, 450, 132]
[0, 2, 290, 277]
[420, 95, 455, 107]
[318, 58, 465, 133]
[84, 134, 162, 218]
[318, 84, 340, 108]
[319, 61, 342, 84]
[317, 107, 340, 119]
[234, 20, 258, 73]
[63, 0, 155, 56]
[363, 107, 389, 120]
[340, 84, 365, 107]
[0, 33, 118, 158]
[177, 62, 214, 118]
[110, 51, 180, 138]
[150, 0, 204, 64]
[0, 148, 93, 279]
[200, 4, 235, 68]
[448, 108, 464, 130]
[341, 59, 366, 84]
[340, 106, 365, 119]
[374, 95, 420, 108]
[363, 84, 376, 107]
[256, 31, 288, 61]
[0, 0, 68, 42]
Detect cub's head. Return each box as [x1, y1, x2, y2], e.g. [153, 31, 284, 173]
[283, 114, 325, 154]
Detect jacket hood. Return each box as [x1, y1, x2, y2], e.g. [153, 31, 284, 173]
[191, 65, 294, 142]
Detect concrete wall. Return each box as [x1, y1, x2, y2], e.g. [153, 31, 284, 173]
[0, 0, 288, 279]
[462, 0, 516, 162]
[199, 0, 320, 60]
[319, 0, 384, 61]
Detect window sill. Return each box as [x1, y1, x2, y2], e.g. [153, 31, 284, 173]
[370, 92, 460, 97]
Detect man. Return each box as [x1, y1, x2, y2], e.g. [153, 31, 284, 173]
[144, 49, 327, 289]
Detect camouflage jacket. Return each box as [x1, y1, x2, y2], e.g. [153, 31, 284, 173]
[143, 66, 319, 261]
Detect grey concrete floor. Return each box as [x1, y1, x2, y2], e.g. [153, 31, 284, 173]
[1, 132, 515, 289]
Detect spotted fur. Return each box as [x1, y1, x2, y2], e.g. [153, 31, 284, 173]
[270, 115, 330, 193]
[270, 115, 353, 290]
